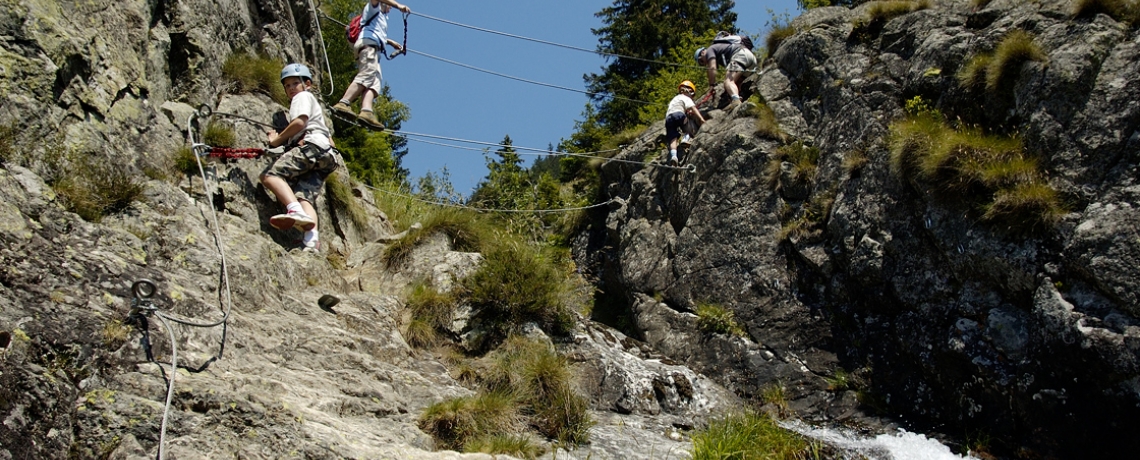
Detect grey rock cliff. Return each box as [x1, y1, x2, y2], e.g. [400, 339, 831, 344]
[577, 1, 1140, 457]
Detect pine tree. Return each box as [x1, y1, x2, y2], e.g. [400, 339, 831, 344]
[586, 0, 737, 131]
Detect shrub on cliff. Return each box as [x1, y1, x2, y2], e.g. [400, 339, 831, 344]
[851, 0, 932, 41]
[889, 113, 1066, 232]
[691, 410, 817, 460]
[956, 30, 1047, 93]
[221, 51, 288, 106]
[1073, 0, 1140, 26]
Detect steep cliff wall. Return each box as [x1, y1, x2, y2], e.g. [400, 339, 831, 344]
[578, 0, 1140, 457]
[0, 1, 740, 459]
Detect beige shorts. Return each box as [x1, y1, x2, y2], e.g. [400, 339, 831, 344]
[727, 49, 758, 73]
[352, 43, 383, 95]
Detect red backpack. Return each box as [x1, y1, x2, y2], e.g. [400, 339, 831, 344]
[345, 13, 377, 44]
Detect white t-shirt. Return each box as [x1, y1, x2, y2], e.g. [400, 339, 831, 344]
[666, 94, 695, 116]
[288, 91, 332, 149]
[360, 3, 389, 48]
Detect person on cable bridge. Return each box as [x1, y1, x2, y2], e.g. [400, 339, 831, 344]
[262, 63, 345, 253]
[663, 80, 706, 166]
[331, 0, 411, 129]
[693, 32, 757, 113]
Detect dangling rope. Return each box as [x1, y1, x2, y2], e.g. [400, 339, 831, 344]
[306, 0, 335, 96]
[384, 12, 409, 60]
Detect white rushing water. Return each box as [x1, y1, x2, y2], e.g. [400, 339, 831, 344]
[780, 420, 980, 460]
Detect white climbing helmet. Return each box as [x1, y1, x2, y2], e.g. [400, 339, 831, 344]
[694, 47, 706, 63]
[280, 63, 312, 83]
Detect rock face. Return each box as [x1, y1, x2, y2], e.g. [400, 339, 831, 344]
[577, 1, 1140, 458]
[0, 1, 738, 459]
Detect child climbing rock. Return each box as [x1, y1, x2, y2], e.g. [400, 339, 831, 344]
[331, 0, 411, 129]
[261, 63, 344, 252]
[664, 80, 705, 166]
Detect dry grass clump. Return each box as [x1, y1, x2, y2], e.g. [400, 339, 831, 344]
[957, 30, 1047, 93]
[777, 189, 835, 242]
[1072, 0, 1140, 26]
[889, 113, 1066, 231]
[695, 303, 748, 337]
[766, 22, 797, 56]
[851, 0, 933, 40]
[54, 154, 147, 223]
[202, 121, 236, 148]
[0, 124, 15, 164]
[766, 141, 820, 191]
[462, 242, 577, 349]
[325, 171, 370, 232]
[403, 282, 458, 348]
[690, 410, 816, 460]
[747, 100, 786, 141]
[419, 392, 524, 452]
[383, 207, 488, 268]
[221, 51, 289, 106]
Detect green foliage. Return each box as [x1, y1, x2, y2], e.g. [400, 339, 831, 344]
[761, 382, 791, 416]
[53, 153, 147, 223]
[586, 0, 738, 132]
[766, 141, 821, 191]
[746, 99, 785, 140]
[202, 121, 236, 148]
[690, 411, 815, 460]
[334, 86, 412, 186]
[956, 53, 992, 91]
[800, 0, 833, 8]
[324, 171, 370, 232]
[403, 282, 458, 348]
[0, 124, 15, 164]
[482, 337, 592, 444]
[766, 21, 797, 57]
[221, 51, 288, 106]
[1073, 0, 1140, 26]
[903, 95, 939, 118]
[985, 30, 1047, 93]
[851, 0, 932, 41]
[633, 30, 720, 127]
[695, 303, 747, 337]
[463, 434, 545, 459]
[888, 113, 1066, 232]
[383, 207, 489, 268]
[470, 136, 586, 242]
[418, 392, 523, 451]
[778, 189, 835, 242]
[170, 145, 200, 177]
[463, 242, 577, 349]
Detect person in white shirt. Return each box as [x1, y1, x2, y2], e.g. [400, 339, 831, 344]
[261, 64, 345, 252]
[331, 0, 411, 129]
[663, 80, 706, 165]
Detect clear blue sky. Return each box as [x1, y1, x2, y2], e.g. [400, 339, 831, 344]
[378, 0, 802, 195]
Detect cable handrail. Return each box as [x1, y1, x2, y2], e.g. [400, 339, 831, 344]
[363, 182, 617, 214]
[409, 10, 706, 71]
[405, 48, 653, 105]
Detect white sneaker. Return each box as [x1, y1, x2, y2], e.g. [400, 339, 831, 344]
[269, 210, 316, 231]
[679, 135, 692, 148]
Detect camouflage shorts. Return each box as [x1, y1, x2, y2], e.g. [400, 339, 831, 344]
[264, 144, 344, 203]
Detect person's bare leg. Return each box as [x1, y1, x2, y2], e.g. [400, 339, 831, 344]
[339, 83, 364, 104]
[261, 174, 297, 207]
[724, 71, 743, 98]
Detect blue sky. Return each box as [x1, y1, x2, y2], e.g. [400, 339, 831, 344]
[376, 0, 802, 195]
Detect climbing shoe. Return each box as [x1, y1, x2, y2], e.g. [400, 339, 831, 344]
[679, 134, 692, 148]
[358, 111, 385, 130]
[269, 210, 316, 231]
[668, 157, 680, 167]
[725, 98, 742, 112]
[302, 239, 320, 253]
[331, 102, 355, 118]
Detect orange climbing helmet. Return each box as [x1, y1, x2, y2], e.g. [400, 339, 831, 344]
[678, 80, 697, 94]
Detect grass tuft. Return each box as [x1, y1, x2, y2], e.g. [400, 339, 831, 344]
[695, 302, 747, 337]
[463, 434, 545, 459]
[985, 30, 1047, 93]
[956, 53, 993, 91]
[463, 243, 577, 348]
[102, 320, 131, 348]
[383, 208, 488, 268]
[851, 0, 932, 41]
[766, 141, 820, 191]
[54, 155, 147, 223]
[325, 172, 371, 232]
[748, 101, 786, 141]
[889, 113, 1065, 232]
[202, 121, 236, 148]
[766, 22, 797, 56]
[221, 51, 289, 106]
[0, 124, 16, 164]
[481, 337, 592, 444]
[171, 145, 200, 177]
[690, 410, 814, 460]
[418, 392, 523, 451]
[1072, 0, 1140, 26]
[403, 282, 458, 349]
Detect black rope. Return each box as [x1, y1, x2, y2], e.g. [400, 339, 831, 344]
[383, 12, 409, 60]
